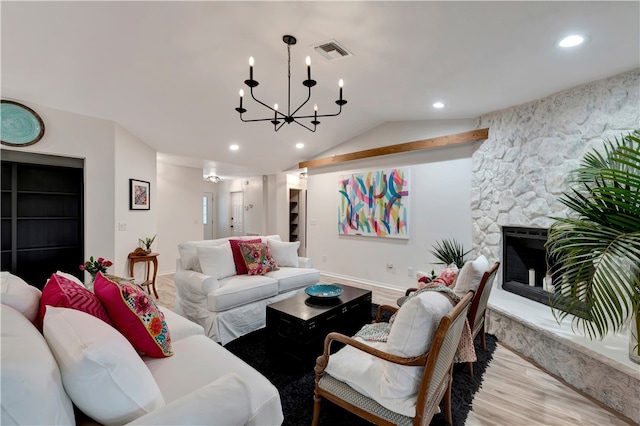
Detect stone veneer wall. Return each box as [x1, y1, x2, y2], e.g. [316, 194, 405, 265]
[471, 69, 640, 422]
[472, 68, 639, 261]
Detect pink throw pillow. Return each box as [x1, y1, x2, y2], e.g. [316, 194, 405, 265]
[238, 242, 279, 276]
[39, 273, 113, 329]
[229, 238, 262, 275]
[94, 273, 173, 358]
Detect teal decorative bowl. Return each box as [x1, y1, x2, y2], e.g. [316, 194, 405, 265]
[305, 284, 343, 298]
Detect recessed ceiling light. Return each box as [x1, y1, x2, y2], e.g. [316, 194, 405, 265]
[229, 144, 239, 151]
[433, 102, 444, 109]
[558, 35, 585, 48]
[296, 143, 304, 149]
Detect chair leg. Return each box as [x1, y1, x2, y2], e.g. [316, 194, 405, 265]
[311, 393, 322, 426]
[480, 323, 486, 350]
[443, 371, 453, 425]
[466, 361, 474, 377]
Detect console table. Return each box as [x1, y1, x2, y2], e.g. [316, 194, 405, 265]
[127, 250, 159, 299]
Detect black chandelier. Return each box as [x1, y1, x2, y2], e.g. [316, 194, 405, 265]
[235, 35, 347, 132]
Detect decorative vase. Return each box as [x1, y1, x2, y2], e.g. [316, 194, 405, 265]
[630, 309, 640, 364]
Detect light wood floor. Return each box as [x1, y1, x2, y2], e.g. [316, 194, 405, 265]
[154, 274, 634, 425]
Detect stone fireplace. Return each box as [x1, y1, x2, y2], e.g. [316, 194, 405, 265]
[468, 70, 640, 423]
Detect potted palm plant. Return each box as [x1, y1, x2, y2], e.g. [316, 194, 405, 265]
[546, 130, 640, 364]
[430, 238, 470, 268]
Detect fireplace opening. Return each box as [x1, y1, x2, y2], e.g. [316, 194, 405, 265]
[501, 226, 586, 318]
[502, 226, 553, 305]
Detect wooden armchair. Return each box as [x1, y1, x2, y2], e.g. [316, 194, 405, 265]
[400, 261, 500, 376]
[312, 292, 473, 426]
[466, 261, 500, 375]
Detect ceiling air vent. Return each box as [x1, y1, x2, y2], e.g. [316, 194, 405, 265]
[313, 40, 353, 61]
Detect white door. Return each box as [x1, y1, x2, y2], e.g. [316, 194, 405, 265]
[203, 192, 214, 240]
[230, 191, 244, 236]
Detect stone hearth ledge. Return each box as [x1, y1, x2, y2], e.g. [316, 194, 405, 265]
[486, 288, 640, 424]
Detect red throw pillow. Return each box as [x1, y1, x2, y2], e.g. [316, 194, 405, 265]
[94, 273, 173, 358]
[39, 273, 114, 329]
[228, 238, 262, 275]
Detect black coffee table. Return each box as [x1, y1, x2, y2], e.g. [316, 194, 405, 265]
[266, 284, 372, 368]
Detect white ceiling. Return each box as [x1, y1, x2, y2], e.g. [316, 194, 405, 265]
[2, 1, 639, 179]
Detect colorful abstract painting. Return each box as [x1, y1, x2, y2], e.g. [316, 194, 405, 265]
[338, 168, 409, 238]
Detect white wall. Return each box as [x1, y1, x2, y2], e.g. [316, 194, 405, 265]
[306, 119, 478, 291]
[156, 162, 204, 274]
[0, 101, 119, 280]
[114, 125, 158, 278]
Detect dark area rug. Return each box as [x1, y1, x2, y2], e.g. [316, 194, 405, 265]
[224, 305, 497, 426]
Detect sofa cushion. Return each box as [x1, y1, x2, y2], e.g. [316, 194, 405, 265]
[266, 267, 321, 293]
[159, 305, 204, 342]
[207, 274, 278, 312]
[267, 239, 300, 267]
[229, 238, 262, 275]
[178, 239, 227, 272]
[196, 244, 237, 279]
[94, 273, 173, 358]
[1, 304, 75, 426]
[239, 241, 279, 275]
[0, 271, 41, 324]
[453, 255, 489, 298]
[43, 306, 165, 425]
[55, 270, 84, 286]
[143, 334, 283, 425]
[39, 272, 114, 328]
[382, 291, 454, 399]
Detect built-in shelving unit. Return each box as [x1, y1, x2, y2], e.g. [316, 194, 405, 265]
[289, 189, 300, 243]
[1, 154, 84, 289]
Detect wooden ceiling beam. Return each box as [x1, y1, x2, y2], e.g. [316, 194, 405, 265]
[299, 128, 489, 169]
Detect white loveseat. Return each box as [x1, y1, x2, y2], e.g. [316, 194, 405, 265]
[0, 272, 284, 426]
[174, 235, 320, 344]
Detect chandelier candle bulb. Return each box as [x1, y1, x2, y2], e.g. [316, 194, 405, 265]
[249, 57, 254, 80]
[306, 56, 311, 80]
[339, 79, 344, 100]
[239, 89, 244, 108]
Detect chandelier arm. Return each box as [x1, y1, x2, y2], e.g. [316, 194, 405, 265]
[291, 104, 345, 120]
[249, 87, 284, 117]
[291, 119, 317, 132]
[290, 86, 312, 117]
[239, 115, 280, 123]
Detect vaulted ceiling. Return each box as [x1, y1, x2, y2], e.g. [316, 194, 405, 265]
[2, 1, 638, 179]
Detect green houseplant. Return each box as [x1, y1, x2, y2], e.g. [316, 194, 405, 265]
[545, 130, 640, 364]
[139, 234, 156, 252]
[430, 238, 471, 268]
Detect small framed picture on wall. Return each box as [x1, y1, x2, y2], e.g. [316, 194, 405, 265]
[129, 179, 150, 210]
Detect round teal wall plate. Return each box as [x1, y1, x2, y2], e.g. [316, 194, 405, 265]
[1, 100, 45, 147]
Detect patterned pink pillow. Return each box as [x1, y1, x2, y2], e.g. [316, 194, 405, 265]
[39, 273, 113, 329]
[94, 273, 173, 358]
[238, 242, 279, 276]
[229, 238, 262, 274]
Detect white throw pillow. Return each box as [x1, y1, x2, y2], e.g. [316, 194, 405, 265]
[43, 306, 165, 425]
[0, 271, 41, 323]
[381, 291, 454, 399]
[196, 244, 237, 279]
[453, 255, 489, 298]
[1, 304, 75, 425]
[267, 239, 300, 267]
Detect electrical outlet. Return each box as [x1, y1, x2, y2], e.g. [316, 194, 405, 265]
[407, 267, 414, 277]
[386, 263, 393, 270]
[118, 222, 127, 231]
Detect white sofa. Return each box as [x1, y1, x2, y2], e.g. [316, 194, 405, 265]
[0, 272, 284, 426]
[174, 235, 320, 344]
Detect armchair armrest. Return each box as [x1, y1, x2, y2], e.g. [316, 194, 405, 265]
[298, 256, 313, 268]
[405, 287, 418, 296]
[374, 304, 398, 322]
[126, 373, 251, 425]
[314, 332, 428, 378]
